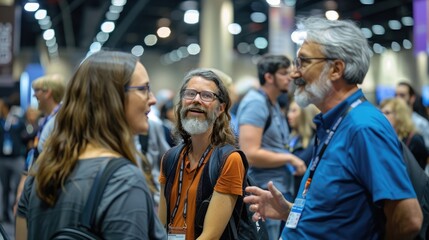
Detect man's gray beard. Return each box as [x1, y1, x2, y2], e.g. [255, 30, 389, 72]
[180, 105, 218, 135]
[182, 118, 210, 135]
[294, 65, 332, 108]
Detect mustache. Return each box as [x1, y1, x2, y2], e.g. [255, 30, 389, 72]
[294, 78, 306, 86]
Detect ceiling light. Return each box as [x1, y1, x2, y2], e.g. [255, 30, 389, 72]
[184, 10, 199, 24]
[254, 37, 268, 49]
[111, 0, 127, 7]
[24, 2, 40, 12]
[96, 32, 109, 43]
[157, 27, 171, 38]
[89, 42, 102, 52]
[228, 23, 242, 35]
[403, 39, 412, 49]
[325, 10, 339, 20]
[187, 43, 200, 55]
[43, 29, 55, 40]
[391, 42, 401, 52]
[401, 17, 414, 26]
[360, 0, 374, 4]
[101, 21, 115, 33]
[373, 43, 384, 54]
[144, 34, 158, 46]
[266, 0, 281, 7]
[131, 45, 144, 57]
[34, 9, 47, 20]
[388, 20, 401, 30]
[371, 25, 385, 35]
[237, 42, 250, 54]
[250, 12, 266, 23]
[106, 12, 120, 21]
[361, 28, 372, 38]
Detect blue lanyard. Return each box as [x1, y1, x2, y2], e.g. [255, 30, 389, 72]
[302, 96, 366, 198]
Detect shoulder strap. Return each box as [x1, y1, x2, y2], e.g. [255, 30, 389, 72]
[206, 145, 249, 239]
[257, 89, 272, 133]
[80, 157, 130, 230]
[162, 143, 186, 223]
[208, 144, 249, 188]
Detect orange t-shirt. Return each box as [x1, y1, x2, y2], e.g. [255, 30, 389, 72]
[159, 148, 245, 240]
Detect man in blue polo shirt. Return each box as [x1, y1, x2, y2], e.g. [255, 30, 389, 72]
[244, 17, 422, 239]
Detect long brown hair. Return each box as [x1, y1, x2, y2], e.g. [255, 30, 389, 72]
[34, 51, 139, 206]
[173, 69, 236, 147]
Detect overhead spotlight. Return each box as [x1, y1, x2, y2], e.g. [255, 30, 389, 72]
[34, 9, 47, 20]
[24, 1, 40, 12]
[184, 10, 199, 24]
[401, 17, 414, 26]
[101, 21, 115, 33]
[371, 25, 385, 35]
[250, 12, 266, 23]
[325, 10, 339, 20]
[266, 0, 281, 7]
[131, 45, 144, 57]
[228, 23, 242, 35]
[157, 27, 171, 38]
[388, 20, 401, 30]
[360, 0, 374, 4]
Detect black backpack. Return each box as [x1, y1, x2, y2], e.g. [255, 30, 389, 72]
[399, 141, 429, 240]
[162, 143, 269, 240]
[50, 158, 130, 240]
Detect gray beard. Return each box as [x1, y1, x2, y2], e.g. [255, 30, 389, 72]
[182, 118, 209, 135]
[294, 65, 331, 108]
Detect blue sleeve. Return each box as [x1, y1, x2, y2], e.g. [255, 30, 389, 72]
[237, 98, 268, 129]
[349, 127, 416, 205]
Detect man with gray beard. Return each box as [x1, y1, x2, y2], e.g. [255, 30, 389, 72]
[159, 69, 246, 239]
[244, 17, 422, 239]
[237, 54, 307, 240]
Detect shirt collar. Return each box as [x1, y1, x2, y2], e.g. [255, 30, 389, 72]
[313, 89, 364, 133]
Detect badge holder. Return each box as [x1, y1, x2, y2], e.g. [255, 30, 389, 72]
[168, 223, 186, 240]
[285, 198, 306, 229]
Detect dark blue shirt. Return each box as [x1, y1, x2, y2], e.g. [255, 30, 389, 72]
[282, 89, 416, 239]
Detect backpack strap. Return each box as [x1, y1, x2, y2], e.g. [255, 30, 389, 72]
[80, 157, 130, 232]
[257, 89, 273, 134]
[162, 143, 186, 224]
[195, 144, 249, 239]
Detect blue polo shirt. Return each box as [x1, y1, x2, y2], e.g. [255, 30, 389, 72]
[282, 89, 416, 239]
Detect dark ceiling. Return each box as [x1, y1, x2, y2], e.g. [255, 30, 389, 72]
[17, 0, 414, 56]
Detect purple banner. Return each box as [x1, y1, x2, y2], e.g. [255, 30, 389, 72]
[413, 0, 428, 54]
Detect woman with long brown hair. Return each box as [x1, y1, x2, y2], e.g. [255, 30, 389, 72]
[16, 50, 166, 239]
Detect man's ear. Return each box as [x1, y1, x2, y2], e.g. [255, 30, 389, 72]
[217, 103, 226, 117]
[264, 72, 274, 84]
[330, 59, 345, 82]
[410, 94, 416, 105]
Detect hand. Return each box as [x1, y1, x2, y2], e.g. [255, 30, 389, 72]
[289, 154, 307, 176]
[244, 181, 292, 222]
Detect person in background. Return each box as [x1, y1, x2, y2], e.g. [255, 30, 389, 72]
[0, 98, 25, 223]
[287, 100, 318, 198]
[16, 50, 166, 239]
[20, 107, 41, 155]
[380, 98, 429, 169]
[244, 17, 422, 239]
[396, 82, 429, 151]
[159, 69, 245, 239]
[14, 74, 66, 215]
[160, 99, 176, 147]
[237, 54, 306, 240]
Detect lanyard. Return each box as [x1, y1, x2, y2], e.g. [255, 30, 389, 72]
[302, 96, 366, 198]
[34, 104, 61, 146]
[169, 144, 212, 224]
[258, 89, 288, 144]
